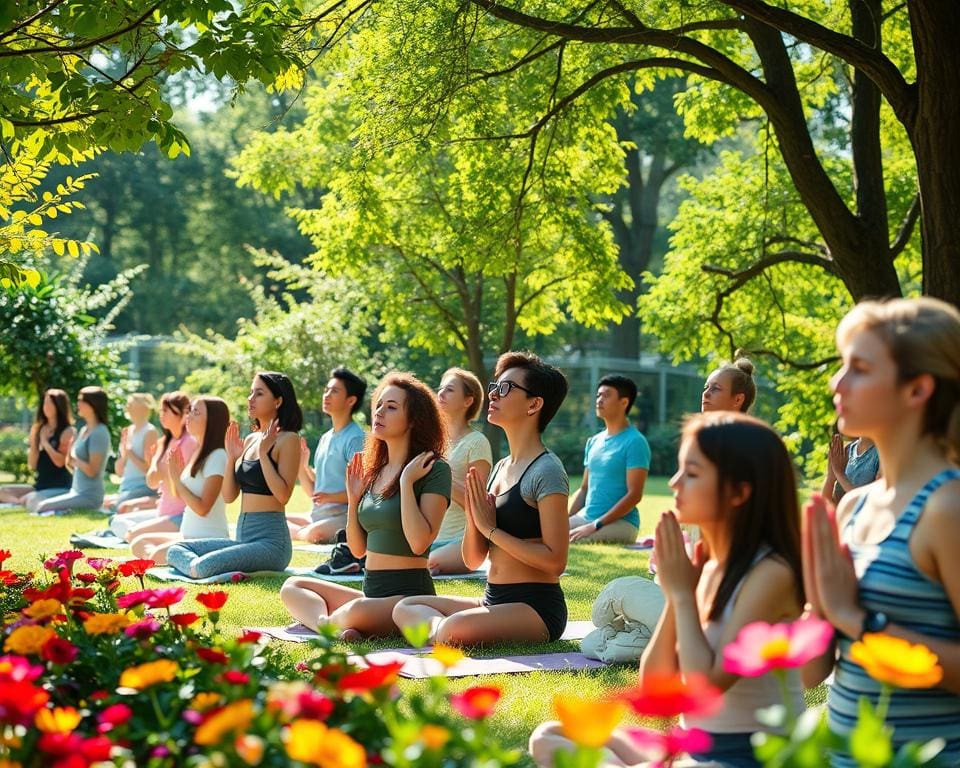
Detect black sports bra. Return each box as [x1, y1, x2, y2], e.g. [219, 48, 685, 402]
[490, 451, 548, 540]
[235, 443, 279, 496]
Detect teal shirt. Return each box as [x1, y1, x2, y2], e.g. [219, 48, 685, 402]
[358, 459, 451, 557]
[582, 425, 650, 528]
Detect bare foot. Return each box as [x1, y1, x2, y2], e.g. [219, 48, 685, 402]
[339, 627, 363, 642]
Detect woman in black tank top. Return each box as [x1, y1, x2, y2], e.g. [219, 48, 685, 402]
[393, 352, 572, 645]
[1, 389, 74, 507]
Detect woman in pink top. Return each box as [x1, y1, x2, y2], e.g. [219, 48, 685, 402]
[110, 392, 197, 541]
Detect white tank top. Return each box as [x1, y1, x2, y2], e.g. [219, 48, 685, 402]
[683, 547, 805, 734]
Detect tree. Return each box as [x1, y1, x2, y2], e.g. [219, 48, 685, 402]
[294, 1, 958, 306]
[175, 252, 386, 424]
[0, 0, 310, 160]
[602, 78, 709, 358]
[233, 57, 633, 386]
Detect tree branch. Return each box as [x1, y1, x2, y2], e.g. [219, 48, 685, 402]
[0, 0, 68, 43]
[889, 193, 921, 259]
[703, 249, 836, 285]
[0, 0, 165, 57]
[719, 0, 911, 116]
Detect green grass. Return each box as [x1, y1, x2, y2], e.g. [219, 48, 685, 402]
[2, 474, 824, 756]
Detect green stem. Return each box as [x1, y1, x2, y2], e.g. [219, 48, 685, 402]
[775, 669, 796, 730]
[148, 687, 171, 730]
[876, 684, 891, 722]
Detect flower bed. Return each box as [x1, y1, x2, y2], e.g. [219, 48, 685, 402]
[0, 550, 520, 767]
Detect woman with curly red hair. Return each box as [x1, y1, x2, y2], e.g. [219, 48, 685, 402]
[280, 372, 451, 639]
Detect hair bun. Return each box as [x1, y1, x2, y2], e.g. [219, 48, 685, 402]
[733, 354, 754, 376]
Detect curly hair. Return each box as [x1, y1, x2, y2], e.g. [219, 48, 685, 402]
[361, 372, 447, 498]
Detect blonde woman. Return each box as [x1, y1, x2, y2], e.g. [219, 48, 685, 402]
[429, 368, 492, 574]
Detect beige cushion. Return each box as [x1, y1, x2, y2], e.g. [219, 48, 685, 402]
[581, 576, 665, 664]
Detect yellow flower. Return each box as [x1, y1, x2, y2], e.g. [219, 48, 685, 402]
[3, 624, 55, 655]
[35, 706, 82, 734]
[430, 644, 466, 668]
[419, 724, 451, 750]
[119, 659, 179, 690]
[851, 633, 944, 689]
[554, 694, 626, 748]
[83, 612, 131, 635]
[285, 720, 367, 768]
[190, 691, 224, 712]
[234, 734, 265, 765]
[23, 599, 62, 621]
[194, 699, 255, 746]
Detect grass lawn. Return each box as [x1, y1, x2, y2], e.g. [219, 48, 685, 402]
[2, 475, 823, 758]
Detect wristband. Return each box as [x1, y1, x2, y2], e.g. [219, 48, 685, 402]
[594, 519, 604, 531]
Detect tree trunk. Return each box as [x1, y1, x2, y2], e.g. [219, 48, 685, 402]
[908, 2, 960, 307]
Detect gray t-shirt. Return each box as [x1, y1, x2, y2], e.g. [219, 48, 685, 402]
[312, 420, 366, 519]
[72, 423, 111, 498]
[491, 450, 569, 503]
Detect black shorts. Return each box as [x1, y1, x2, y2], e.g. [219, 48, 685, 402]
[482, 581, 568, 641]
[363, 568, 436, 599]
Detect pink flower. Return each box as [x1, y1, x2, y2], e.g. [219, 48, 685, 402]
[124, 618, 161, 639]
[723, 617, 835, 678]
[85, 558, 114, 571]
[43, 550, 84, 573]
[626, 726, 712, 764]
[117, 587, 186, 610]
[97, 703, 133, 733]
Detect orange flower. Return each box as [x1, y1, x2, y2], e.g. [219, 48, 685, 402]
[195, 699, 255, 746]
[189, 692, 224, 712]
[34, 706, 82, 734]
[235, 734, 265, 765]
[4, 625, 56, 655]
[119, 659, 179, 690]
[554, 694, 626, 748]
[850, 633, 944, 689]
[285, 720, 366, 768]
[83, 612, 131, 635]
[22, 598, 62, 621]
[420, 724, 451, 750]
[450, 686, 501, 719]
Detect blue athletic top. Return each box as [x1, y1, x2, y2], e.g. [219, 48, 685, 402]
[828, 468, 960, 766]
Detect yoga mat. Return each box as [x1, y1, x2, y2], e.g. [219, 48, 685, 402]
[352, 650, 606, 679]
[248, 619, 597, 645]
[147, 566, 296, 584]
[69, 532, 129, 549]
[624, 537, 653, 551]
[286, 563, 492, 584]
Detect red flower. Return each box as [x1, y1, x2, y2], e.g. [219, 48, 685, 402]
[0, 570, 18, 586]
[41, 637, 78, 665]
[450, 686, 501, 719]
[336, 660, 405, 692]
[170, 612, 200, 627]
[0, 549, 10, 565]
[97, 703, 133, 733]
[196, 647, 230, 665]
[80, 735, 113, 761]
[88, 690, 110, 701]
[619, 673, 723, 719]
[75, 573, 97, 584]
[0, 680, 50, 725]
[237, 630, 262, 644]
[195, 591, 228, 611]
[221, 670, 250, 685]
[118, 559, 155, 577]
[298, 690, 334, 720]
[231, 572, 247, 583]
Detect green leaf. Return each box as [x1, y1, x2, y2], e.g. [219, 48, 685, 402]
[849, 697, 894, 767]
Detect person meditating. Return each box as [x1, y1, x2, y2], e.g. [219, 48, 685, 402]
[279, 372, 450, 640]
[166, 372, 301, 579]
[393, 351, 570, 645]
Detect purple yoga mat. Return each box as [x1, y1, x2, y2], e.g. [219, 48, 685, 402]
[353, 650, 607, 678]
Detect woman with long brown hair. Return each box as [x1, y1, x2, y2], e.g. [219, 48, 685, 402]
[130, 396, 231, 565]
[280, 372, 450, 640]
[3, 388, 74, 509]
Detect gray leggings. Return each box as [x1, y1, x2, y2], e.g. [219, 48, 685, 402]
[33, 488, 104, 514]
[166, 511, 292, 579]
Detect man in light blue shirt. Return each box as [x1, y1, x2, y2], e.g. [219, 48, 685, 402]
[568, 374, 650, 544]
[289, 368, 367, 543]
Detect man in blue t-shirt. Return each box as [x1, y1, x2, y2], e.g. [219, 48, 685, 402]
[568, 374, 650, 544]
[288, 367, 367, 544]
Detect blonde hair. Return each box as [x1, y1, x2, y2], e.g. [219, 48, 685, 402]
[127, 392, 156, 411]
[837, 297, 960, 460]
[713, 352, 756, 413]
[442, 367, 484, 422]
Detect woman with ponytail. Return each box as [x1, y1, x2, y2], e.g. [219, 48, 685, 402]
[803, 297, 960, 766]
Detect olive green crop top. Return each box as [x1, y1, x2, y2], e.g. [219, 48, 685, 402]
[357, 459, 451, 557]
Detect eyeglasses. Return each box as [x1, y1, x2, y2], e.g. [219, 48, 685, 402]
[488, 380, 536, 399]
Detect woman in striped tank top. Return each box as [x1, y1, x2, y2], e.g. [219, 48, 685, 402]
[804, 297, 960, 766]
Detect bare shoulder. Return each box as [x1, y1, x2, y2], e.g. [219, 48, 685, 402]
[835, 481, 875, 528]
[924, 476, 960, 524]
